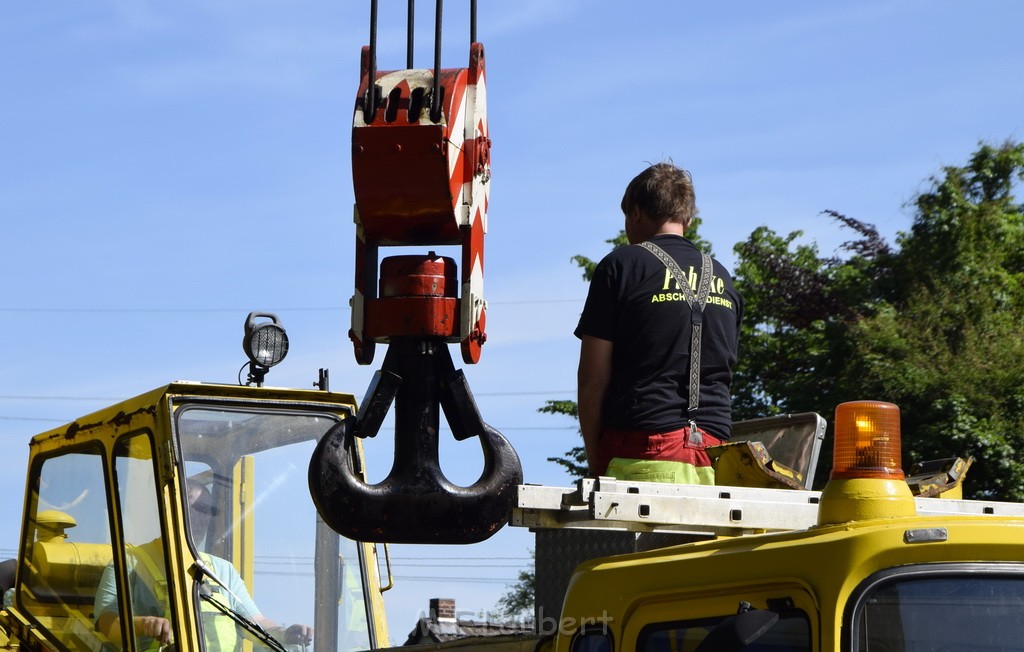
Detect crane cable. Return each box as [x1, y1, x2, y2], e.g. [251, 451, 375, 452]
[364, 0, 478, 123]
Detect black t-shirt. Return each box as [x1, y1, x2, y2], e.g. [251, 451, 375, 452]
[574, 234, 743, 439]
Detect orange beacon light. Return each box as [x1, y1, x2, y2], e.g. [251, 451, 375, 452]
[818, 400, 915, 525]
[831, 400, 904, 480]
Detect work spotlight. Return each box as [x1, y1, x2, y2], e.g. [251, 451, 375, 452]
[242, 312, 289, 386]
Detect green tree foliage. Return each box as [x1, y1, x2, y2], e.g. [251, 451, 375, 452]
[540, 401, 587, 478]
[495, 549, 535, 620]
[733, 140, 1024, 498]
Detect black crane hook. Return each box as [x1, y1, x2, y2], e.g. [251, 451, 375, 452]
[308, 340, 522, 544]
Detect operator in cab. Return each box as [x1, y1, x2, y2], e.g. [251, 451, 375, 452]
[94, 482, 313, 650]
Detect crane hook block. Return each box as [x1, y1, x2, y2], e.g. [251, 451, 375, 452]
[308, 341, 523, 544]
[349, 43, 491, 366]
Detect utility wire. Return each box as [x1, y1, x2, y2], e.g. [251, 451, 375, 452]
[392, 556, 533, 561]
[0, 549, 534, 565]
[391, 575, 516, 584]
[0, 389, 579, 425]
[0, 390, 574, 401]
[257, 560, 527, 568]
[257, 555, 532, 562]
[0, 419, 575, 431]
[0, 395, 125, 401]
[0, 299, 581, 314]
[241, 569, 519, 583]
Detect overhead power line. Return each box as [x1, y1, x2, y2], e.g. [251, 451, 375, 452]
[388, 563, 526, 568]
[392, 575, 516, 584]
[0, 418, 575, 432]
[0, 389, 579, 426]
[0, 395, 123, 402]
[248, 570, 519, 583]
[392, 556, 533, 561]
[258, 554, 532, 562]
[0, 299, 581, 314]
[255, 557, 529, 567]
[0, 391, 573, 402]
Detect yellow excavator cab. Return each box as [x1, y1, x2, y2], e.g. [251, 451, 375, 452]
[1, 382, 390, 652]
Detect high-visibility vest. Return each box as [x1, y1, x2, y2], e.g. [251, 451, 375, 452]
[131, 542, 239, 652]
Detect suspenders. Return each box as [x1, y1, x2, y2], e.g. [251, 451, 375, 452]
[638, 241, 713, 444]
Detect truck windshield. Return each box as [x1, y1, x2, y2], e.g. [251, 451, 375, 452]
[176, 404, 373, 652]
[854, 573, 1024, 651]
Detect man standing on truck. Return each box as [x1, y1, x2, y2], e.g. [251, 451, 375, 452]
[575, 161, 742, 484]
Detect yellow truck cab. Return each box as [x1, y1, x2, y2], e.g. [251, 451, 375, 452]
[514, 401, 1024, 652]
[0, 382, 389, 652]
[538, 486, 1024, 651]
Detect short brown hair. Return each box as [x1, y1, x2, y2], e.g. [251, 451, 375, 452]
[620, 162, 697, 227]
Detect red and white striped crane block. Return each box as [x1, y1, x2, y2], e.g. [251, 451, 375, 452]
[349, 43, 490, 365]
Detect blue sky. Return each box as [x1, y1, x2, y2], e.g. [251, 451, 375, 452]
[2, 0, 1023, 642]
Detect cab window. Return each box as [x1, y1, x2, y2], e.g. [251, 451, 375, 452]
[639, 610, 811, 652]
[96, 433, 177, 650]
[851, 571, 1024, 651]
[18, 445, 116, 651]
[176, 405, 373, 652]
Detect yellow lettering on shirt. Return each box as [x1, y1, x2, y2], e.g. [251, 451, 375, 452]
[650, 293, 733, 310]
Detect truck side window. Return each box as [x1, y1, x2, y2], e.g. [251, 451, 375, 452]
[638, 612, 811, 652]
[19, 446, 115, 651]
[93, 433, 178, 650]
[571, 627, 612, 652]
